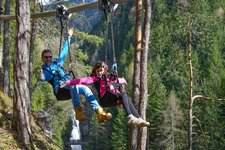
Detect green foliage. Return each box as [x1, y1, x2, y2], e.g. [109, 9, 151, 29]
[48, 101, 73, 147]
[32, 82, 54, 110]
[149, 0, 225, 149]
[160, 91, 186, 149]
[0, 90, 61, 149]
[147, 62, 169, 149]
[84, 115, 112, 150]
[82, 106, 129, 150]
[75, 31, 104, 46]
[111, 107, 128, 150]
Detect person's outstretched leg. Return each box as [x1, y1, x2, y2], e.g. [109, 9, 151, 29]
[76, 85, 100, 111]
[126, 95, 140, 118]
[127, 95, 150, 127]
[116, 93, 141, 125]
[117, 93, 132, 115]
[76, 85, 112, 123]
[69, 85, 87, 121]
[118, 93, 150, 127]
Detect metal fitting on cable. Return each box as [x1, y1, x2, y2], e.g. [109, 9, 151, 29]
[56, 5, 72, 20]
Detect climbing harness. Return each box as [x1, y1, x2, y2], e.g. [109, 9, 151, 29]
[42, 66, 72, 101]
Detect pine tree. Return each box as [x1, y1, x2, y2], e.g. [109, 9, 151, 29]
[111, 107, 128, 150]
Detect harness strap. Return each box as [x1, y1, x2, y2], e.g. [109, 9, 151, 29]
[103, 75, 110, 91]
[41, 67, 56, 88]
[42, 66, 71, 101]
[102, 74, 121, 92]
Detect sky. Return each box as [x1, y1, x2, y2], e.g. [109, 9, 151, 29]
[38, 0, 50, 5]
[38, 0, 69, 5]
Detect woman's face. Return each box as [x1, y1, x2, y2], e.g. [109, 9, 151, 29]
[96, 66, 104, 76]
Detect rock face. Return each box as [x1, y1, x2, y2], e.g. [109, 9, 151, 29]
[32, 109, 52, 134]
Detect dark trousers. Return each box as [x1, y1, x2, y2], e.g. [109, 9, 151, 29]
[100, 91, 140, 118]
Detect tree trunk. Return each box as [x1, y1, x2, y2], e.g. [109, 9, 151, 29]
[129, 0, 142, 149]
[137, 0, 151, 149]
[13, 0, 31, 145]
[3, 0, 10, 95]
[187, 20, 193, 150]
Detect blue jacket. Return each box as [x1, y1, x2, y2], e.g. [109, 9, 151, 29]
[41, 37, 71, 93]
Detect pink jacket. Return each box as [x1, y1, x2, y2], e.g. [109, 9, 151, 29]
[67, 76, 127, 98]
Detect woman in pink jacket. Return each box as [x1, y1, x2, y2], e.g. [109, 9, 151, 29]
[61, 61, 150, 127]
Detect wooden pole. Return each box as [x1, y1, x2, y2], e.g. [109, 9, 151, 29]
[0, 0, 130, 20]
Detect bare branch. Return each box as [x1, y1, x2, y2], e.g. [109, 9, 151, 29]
[193, 116, 208, 149]
[192, 95, 225, 103]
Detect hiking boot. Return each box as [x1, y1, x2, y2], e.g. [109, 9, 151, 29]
[96, 107, 112, 123]
[75, 106, 87, 122]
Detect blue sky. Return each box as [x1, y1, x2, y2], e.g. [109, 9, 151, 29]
[38, 0, 50, 5]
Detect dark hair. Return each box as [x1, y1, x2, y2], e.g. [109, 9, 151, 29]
[90, 61, 108, 76]
[41, 49, 52, 58]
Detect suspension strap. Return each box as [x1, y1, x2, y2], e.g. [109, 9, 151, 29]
[98, 0, 115, 20]
[104, 18, 109, 64]
[56, 4, 70, 65]
[110, 13, 118, 75]
[56, 5, 75, 78]
[102, 4, 118, 75]
[58, 16, 64, 66]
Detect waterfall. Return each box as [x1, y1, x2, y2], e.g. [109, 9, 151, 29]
[70, 110, 82, 150]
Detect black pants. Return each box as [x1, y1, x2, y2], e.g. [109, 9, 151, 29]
[100, 91, 140, 118]
[54, 87, 71, 101]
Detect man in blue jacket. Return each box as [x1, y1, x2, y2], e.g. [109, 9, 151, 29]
[39, 28, 112, 123]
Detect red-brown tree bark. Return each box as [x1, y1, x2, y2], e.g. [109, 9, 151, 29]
[13, 0, 32, 145]
[137, 0, 151, 149]
[129, 0, 142, 148]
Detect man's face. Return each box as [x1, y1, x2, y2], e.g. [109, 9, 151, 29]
[42, 52, 53, 66]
